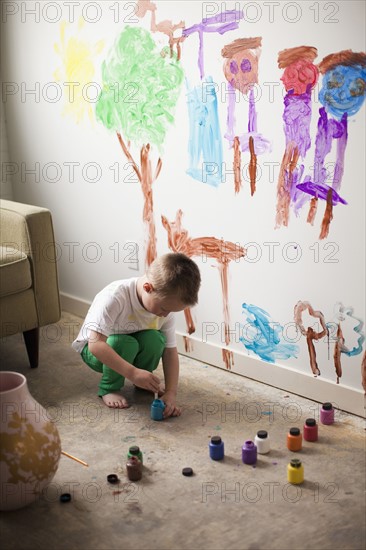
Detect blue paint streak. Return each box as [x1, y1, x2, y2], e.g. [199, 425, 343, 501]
[319, 65, 366, 119]
[240, 303, 299, 363]
[186, 77, 223, 186]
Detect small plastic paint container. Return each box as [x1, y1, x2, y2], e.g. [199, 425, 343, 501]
[303, 418, 318, 442]
[126, 456, 142, 481]
[151, 398, 166, 421]
[209, 436, 224, 460]
[254, 430, 270, 454]
[127, 445, 143, 464]
[242, 440, 257, 465]
[287, 458, 304, 484]
[287, 427, 302, 452]
[320, 402, 335, 425]
[60, 493, 71, 503]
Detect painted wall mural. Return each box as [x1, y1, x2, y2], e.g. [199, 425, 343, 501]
[222, 37, 271, 195]
[51, 2, 366, 397]
[162, 210, 245, 369]
[95, 25, 184, 266]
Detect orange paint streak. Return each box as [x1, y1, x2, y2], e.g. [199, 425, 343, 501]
[276, 142, 298, 228]
[136, 1, 185, 59]
[318, 50, 366, 74]
[278, 46, 318, 68]
[162, 210, 245, 346]
[140, 144, 157, 265]
[233, 136, 242, 193]
[294, 301, 328, 376]
[248, 135, 257, 196]
[333, 323, 344, 384]
[222, 349, 234, 370]
[222, 37, 262, 57]
[307, 197, 318, 225]
[183, 336, 194, 353]
[117, 133, 158, 266]
[184, 308, 195, 335]
[319, 188, 333, 240]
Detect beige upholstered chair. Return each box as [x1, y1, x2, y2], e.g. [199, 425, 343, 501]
[0, 200, 61, 367]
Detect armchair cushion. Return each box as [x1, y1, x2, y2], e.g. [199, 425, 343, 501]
[0, 246, 32, 297]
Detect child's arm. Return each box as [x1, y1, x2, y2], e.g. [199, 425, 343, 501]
[88, 330, 160, 393]
[161, 347, 182, 417]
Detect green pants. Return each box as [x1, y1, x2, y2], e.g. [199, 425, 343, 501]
[81, 330, 166, 397]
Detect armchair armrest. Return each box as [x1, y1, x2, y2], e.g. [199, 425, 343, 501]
[0, 199, 61, 326]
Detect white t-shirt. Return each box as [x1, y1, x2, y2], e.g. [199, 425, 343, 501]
[72, 277, 176, 353]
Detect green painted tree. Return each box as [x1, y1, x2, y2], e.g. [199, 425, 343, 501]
[96, 26, 184, 265]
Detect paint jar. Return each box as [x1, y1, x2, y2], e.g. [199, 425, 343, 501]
[254, 430, 270, 454]
[150, 399, 166, 421]
[320, 402, 334, 425]
[127, 445, 143, 464]
[209, 436, 224, 460]
[126, 456, 142, 481]
[287, 458, 304, 484]
[242, 440, 257, 465]
[287, 427, 302, 452]
[303, 418, 318, 442]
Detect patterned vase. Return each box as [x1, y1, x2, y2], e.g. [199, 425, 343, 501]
[0, 371, 61, 511]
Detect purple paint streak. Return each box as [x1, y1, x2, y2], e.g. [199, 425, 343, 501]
[296, 182, 347, 205]
[248, 87, 257, 133]
[283, 92, 312, 158]
[225, 84, 270, 154]
[225, 81, 236, 142]
[301, 107, 348, 198]
[183, 10, 244, 80]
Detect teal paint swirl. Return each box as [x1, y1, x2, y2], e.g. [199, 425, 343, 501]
[96, 27, 184, 148]
[240, 303, 299, 364]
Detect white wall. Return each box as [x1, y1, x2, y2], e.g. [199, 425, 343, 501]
[1, 1, 365, 415]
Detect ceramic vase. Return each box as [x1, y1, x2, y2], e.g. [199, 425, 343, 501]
[0, 371, 61, 511]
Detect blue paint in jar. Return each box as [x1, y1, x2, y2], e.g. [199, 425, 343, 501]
[209, 436, 224, 460]
[151, 399, 165, 421]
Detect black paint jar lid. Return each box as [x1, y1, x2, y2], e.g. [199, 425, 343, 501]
[60, 493, 71, 503]
[129, 445, 140, 454]
[107, 474, 119, 484]
[182, 467, 193, 476]
[322, 402, 333, 410]
[211, 436, 222, 445]
[257, 430, 268, 439]
[290, 459, 302, 468]
[305, 418, 316, 426]
[289, 427, 300, 436]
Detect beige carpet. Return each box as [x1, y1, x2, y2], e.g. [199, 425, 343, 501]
[0, 311, 365, 550]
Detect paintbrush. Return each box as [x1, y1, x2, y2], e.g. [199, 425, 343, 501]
[61, 450, 89, 467]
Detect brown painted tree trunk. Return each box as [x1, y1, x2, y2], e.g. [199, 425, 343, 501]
[117, 133, 161, 267]
[140, 144, 157, 266]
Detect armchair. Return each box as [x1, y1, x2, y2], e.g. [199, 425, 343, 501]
[0, 200, 61, 367]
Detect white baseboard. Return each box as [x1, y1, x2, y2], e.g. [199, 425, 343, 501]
[60, 292, 91, 319]
[60, 293, 365, 418]
[176, 333, 366, 418]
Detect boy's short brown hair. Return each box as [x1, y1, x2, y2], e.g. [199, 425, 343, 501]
[147, 253, 201, 306]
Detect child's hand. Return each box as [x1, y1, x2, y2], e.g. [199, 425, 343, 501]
[160, 391, 181, 418]
[130, 369, 160, 393]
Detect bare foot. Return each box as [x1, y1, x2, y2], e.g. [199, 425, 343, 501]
[101, 393, 129, 408]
